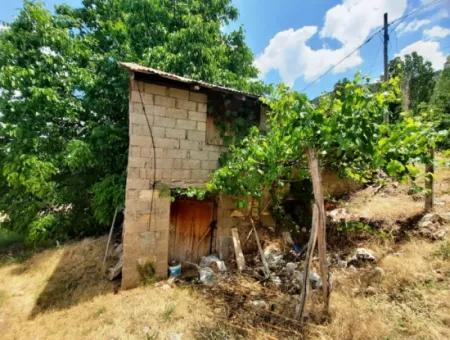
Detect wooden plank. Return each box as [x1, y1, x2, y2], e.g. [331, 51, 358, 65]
[102, 207, 119, 274]
[307, 147, 330, 312]
[231, 228, 246, 272]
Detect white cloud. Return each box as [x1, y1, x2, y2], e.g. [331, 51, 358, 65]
[255, 0, 407, 86]
[424, 25, 450, 39]
[320, 0, 406, 47]
[0, 23, 8, 32]
[396, 19, 431, 35]
[397, 40, 446, 70]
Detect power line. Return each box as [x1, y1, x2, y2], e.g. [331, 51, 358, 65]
[389, 0, 443, 31]
[302, 0, 444, 92]
[302, 29, 383, 91]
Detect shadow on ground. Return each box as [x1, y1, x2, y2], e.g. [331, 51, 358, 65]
[28, 237, 117, 319]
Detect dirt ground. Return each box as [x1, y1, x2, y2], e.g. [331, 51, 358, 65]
[0, 160, 449, 339]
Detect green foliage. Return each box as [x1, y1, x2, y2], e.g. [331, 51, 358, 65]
[389, 52, 436, 114]
[0, 0, 260, 244]
[433, 241, 450, 260]
[90, 174, 125, 225]
[431, 59, 450, 148]
[207, 73, 444, 231]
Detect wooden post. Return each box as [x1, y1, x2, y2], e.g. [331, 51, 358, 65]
[425, 148, 434, 212]
[295, 203, 319, 321]
[102, 207, 119, 274]
[306, 148, 330, 312]
[231, 228, 246, 272]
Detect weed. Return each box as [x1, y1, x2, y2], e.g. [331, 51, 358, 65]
[161, 303, 176, 322]
[433, 241, 450, 260]
[137, 261, 157, 285]
[145, 330, 159, 340]
[93, 306, 106, 318]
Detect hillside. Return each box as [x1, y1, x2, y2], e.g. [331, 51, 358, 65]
[0, 160, 449, 340]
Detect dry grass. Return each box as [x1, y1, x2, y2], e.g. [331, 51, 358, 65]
[0, 157, 448, 339]
[0, 236, 215, 339]
[307, 237, 450, 340]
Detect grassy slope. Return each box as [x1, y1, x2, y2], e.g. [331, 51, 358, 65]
[0, 161, 448, 339]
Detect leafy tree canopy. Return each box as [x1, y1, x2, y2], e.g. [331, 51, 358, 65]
[0, 0, 262, 244]
[388, 52, 436, 114]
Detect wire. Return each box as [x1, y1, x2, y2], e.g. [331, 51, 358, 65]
[302, 29, 383, 91]
[136, 83, 157, 231]
[302, 0, 445, 92]
[389, 0, 444, 31]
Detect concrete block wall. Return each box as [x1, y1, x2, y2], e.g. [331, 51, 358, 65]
[122, 79, 225, 289]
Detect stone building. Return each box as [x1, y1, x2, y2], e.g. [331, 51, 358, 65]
[119, 62, 264, 289]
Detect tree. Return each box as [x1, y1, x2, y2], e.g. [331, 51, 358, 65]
[431, 56, 450, 148]
[0, 0, 262, 244]
[388, 52, 436, 114]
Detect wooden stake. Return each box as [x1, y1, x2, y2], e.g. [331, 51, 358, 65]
[425, 148, 434, 212]
[295, 203, 319, 321]
[307, 147, 330, 311]
[251, 220, 271, 279]
[231, 228, 246, 272]
[102, 207, 119, 274]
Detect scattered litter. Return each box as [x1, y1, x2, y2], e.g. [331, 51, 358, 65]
[308, 271, 323, 290]
[169, 262, 181, 278]
[200, 255, 227, 272]
[199, 267, 215, 286]
[264, 245, 285, 269]
[270, 274, 282, 287]
[285, 262, 297, 275]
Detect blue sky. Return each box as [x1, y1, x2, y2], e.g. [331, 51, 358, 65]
[1, 0, 449, 98]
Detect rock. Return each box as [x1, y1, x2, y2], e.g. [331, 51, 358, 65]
[347, 265, 358, 272]
[416, 213, 448, 240]
[200, 255, 227, 272]
[328, 208, 357, 223]
[348, 248, 377, 266]
[364, 286, 377, 296]
[285, 262, 298, 275]
[418, 213, 443, 227]
[251, 300, 269, 310]
[440, 212, 450, 223]
[291, 270, 322, 290]
[168, 332, 183, 340]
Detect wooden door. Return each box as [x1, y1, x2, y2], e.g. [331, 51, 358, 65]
[169, 199, 214, 263]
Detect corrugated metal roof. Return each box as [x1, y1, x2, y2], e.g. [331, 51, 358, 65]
[119, 62, 259, 99]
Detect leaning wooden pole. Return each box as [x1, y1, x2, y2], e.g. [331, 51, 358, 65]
[294, 202, 319, 321]
[424, 148, 434, 212]
[307, 147, 330, 312]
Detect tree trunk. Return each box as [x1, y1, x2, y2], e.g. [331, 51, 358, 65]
[306, 148, 330, 312]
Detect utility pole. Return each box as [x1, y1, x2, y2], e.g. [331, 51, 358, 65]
[383, 12, 390, 123]
[383, 12, 389, 81]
